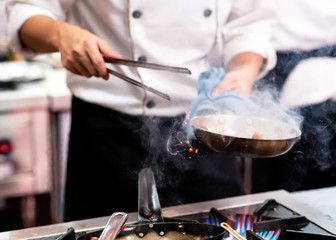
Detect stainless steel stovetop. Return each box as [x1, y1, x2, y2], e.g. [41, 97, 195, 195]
[1, 190, 335, 240]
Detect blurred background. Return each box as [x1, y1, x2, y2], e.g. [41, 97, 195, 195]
[0, 0, 71, 231]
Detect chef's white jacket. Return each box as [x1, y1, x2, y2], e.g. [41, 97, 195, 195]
[7, 0, 276, 116]
[267, 0, 336, 51]
[266, 0, 336, 107]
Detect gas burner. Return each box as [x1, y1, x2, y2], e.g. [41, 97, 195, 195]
[173, 199, 336, 240]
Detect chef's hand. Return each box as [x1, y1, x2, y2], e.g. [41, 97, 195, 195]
[211, 69, 255, 97]
[211, 52, 264, 98]
[53, 21, 121, 80]
[20, 16, 121, 80]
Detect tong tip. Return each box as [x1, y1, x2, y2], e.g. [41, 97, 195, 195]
[163, 95, 171, 101]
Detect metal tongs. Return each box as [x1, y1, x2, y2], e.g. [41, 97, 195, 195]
[104, 56, 191, 101]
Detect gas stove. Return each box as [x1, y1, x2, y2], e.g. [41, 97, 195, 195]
[1, 190, 335, 240]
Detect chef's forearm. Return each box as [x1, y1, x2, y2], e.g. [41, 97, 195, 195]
[227, 52, 264, 79]
[19, 15, 65, 53]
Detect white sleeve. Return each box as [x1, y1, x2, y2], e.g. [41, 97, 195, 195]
[6, 0, 68, 58]
[222, 0, 276, 78]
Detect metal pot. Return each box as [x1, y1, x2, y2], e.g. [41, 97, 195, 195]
[77, 168, 226, 240]
[190, 114, 301, 158]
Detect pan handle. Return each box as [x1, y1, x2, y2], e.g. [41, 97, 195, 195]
[220, 222, 246, 240]
[138, 168, 164, 223]
[99, 212, 128, 240]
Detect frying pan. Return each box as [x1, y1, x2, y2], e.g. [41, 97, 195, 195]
[77, 168, 226, 240]
[191, 114, 301, 158]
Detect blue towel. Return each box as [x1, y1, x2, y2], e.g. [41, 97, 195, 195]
[186, 67, 258, 137]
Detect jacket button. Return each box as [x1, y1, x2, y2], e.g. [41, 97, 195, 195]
[138, 56, 147, 62]
[146, 100, 156, 108]
[203, 9, 212, 17]
[132, 10, 142, 18]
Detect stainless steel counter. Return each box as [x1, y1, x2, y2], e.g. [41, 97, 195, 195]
[1, 189, 335, 240]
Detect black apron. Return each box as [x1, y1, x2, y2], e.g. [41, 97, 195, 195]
[63, 96, 245, 222]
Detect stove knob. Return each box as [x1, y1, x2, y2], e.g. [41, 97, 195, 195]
[0, 139, 12, 155]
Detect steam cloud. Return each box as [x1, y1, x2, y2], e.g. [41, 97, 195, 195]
[252, 49, 336, 191]
[250, 87, 303, 132]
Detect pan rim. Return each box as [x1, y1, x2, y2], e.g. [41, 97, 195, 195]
[190, 114, 302, 141]
[77, 222, 225, 240]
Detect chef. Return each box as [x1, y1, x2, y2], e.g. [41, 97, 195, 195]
[6, 0, 276, 221]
